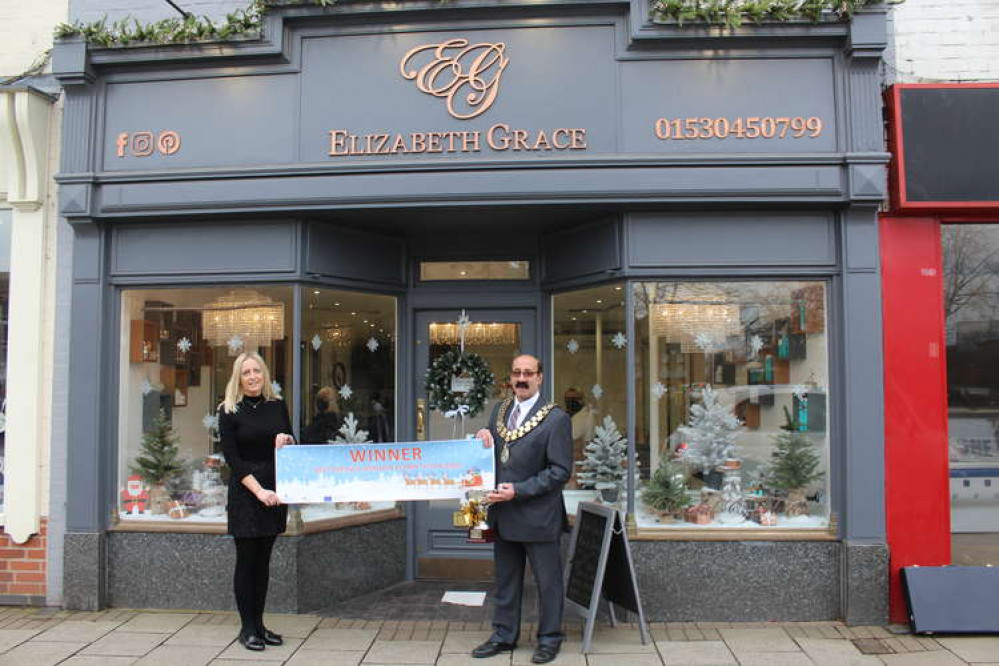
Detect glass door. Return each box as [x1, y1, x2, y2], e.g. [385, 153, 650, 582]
[413, 308, 535, 579]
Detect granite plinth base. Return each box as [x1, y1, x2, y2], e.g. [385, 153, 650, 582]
[103, 518, 405, 612]
[631, 540, 852, 622]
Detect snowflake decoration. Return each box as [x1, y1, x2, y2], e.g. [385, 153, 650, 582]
[591, 383, 604, 400]
[694, 332, 716, 353]
[311, 334, 323, 351]
[652, 382, 667, 400]
[271, 381, 282, 397]
[202, 414, 218, 431]
[141, 379, 154, 396]
[566, 338, 580, 355]
[749, 334, 764, 357]
[792, 384, 809, 400]
[227, 335, 244, 354]
[366, 336, 379, 353]
[177, 337, 192, 353]
[338, 384, 353, 401]
[610, 332, 627, 349]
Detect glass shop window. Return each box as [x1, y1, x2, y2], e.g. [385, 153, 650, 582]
[633, 281, 830, 531]
[298, 287, 397, 523]
[943, 224, 999, 562]
[552, 283, 628, 515]
[117, 286, 294, 525]
[420, 260, 530, 281]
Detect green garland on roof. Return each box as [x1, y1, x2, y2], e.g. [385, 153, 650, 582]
[652, 0, 899, 27]
[54, 0, 900, 47]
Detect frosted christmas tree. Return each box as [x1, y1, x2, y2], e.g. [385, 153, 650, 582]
[576, 415, 627, 500]
[678, 385, 742, 477]
[333, 413, 372, 444]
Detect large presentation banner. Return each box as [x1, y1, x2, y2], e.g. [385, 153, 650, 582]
[276, 439, 495, 503]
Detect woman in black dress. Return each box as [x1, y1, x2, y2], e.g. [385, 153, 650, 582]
[218, 351, 294, 651]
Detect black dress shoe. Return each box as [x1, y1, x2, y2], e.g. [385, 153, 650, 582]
[260, 628, 283, 646]
[238, 633, 266, 651]
[472, 640, 517, 658]
[531, 644, 560, 664]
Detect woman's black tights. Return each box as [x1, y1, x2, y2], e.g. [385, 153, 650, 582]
[233, 536, 276, 636]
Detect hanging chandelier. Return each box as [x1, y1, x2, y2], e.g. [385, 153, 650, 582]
[203, 289, 285, 350]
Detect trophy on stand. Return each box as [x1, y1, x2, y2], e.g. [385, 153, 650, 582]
[453, 489, 495, 543]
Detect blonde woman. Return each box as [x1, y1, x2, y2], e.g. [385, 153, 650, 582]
[218, 351, 294, 652]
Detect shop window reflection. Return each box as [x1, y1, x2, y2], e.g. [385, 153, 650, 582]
[298, 287, 397, 523]
[634, 281, 830, 531]
[552, 283, 627, 513]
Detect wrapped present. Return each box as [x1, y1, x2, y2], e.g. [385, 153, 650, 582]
[752, 506, 778, 526]
[167, 500, 188, 520]
[685, 503, 714, 525]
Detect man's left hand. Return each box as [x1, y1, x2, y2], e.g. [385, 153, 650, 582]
[487, 482, 515, 503]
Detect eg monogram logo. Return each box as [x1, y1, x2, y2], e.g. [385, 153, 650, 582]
[399, 39, 509, 120]
[116, 130, 181, 158]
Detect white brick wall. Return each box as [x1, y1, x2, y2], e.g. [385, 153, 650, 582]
[890, 0, 999, 83]
[0, 0, 68, 77]
[70, 0, 249, 24]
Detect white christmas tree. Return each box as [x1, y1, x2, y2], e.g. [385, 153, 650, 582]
[333, 413, 372, 444]
[677, 385, 742, 474]
[576, 415, 627, 493]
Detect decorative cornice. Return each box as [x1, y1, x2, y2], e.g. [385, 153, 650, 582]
[0, 88, 56, 210]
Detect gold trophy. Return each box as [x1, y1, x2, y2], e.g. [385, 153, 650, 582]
[452, 489, 495, 543]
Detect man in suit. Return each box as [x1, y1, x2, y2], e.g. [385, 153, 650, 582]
[471, 354, 573, 664]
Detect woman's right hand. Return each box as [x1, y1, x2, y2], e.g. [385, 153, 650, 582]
[255, 489, 282, 506]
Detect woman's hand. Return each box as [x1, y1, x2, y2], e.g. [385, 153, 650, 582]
[275, 433, 294, 449]
[476, 429, 494, 448]
[256, 489, 282, 506]
[487, 482, 515, 503]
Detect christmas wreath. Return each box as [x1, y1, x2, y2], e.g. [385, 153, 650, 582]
[425, 348, 496, 418]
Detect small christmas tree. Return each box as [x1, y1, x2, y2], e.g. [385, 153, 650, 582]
[576, 415, 627, 495]
[765, 407, 824, 491]
[333, 412, 372, 444]
[678, 385, 742, 475]
[642, 457, 692, 514]
[130, 409, 186, 489]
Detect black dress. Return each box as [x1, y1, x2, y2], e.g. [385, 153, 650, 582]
[218, 396, 292, 538]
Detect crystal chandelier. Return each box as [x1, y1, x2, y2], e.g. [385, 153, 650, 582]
[429, 322, 519, 347]
[203, 289, 285, 350]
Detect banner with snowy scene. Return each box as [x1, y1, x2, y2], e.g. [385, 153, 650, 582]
[275, 439, 495, 503]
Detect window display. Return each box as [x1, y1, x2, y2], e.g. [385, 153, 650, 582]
[633, 281, 830, 530]
[552, 283, 627, 507]
[116, 285, 398, 528]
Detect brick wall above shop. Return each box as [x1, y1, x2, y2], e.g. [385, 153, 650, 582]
[890, 0, 999, 83]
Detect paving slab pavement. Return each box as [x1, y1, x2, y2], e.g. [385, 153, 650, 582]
[0, 608, 995, 665]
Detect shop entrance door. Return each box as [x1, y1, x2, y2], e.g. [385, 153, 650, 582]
[413, 308, 535, 579]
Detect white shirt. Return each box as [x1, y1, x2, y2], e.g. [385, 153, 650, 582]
[509, 392, 541, 430]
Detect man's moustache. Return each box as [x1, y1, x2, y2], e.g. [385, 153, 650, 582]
[515, 382, 529, 389]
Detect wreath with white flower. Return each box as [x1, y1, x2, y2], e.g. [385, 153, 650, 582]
[425, 349, 496, 418]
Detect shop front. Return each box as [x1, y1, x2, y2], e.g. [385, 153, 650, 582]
[54, 1, 889, 622]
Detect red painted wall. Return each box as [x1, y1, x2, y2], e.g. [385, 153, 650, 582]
[880, 216, 952, 623]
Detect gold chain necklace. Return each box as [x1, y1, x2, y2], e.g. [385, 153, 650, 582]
[495, 398, 555, 464]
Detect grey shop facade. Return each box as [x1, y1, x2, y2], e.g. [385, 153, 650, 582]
[53, 0, 890, 623]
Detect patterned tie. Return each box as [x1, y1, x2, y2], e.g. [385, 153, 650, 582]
[507, 403, 521, 430]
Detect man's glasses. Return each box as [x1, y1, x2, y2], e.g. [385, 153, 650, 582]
[510, 370, 538, 378]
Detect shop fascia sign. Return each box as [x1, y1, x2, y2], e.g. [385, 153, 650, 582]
[327, 39, 588, 158]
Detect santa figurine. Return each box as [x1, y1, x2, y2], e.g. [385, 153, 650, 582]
[121, 474, 149, 515]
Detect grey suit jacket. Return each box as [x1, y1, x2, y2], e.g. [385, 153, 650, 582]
[487, 398, 573, 542]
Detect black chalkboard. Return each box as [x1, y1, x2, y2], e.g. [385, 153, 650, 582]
[895, 86, 999, 206]
[564, 502, 647, 652]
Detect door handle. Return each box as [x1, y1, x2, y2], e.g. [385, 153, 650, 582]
[416, 398, 426, 441]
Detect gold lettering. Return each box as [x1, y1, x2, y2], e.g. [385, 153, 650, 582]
[329, 130, 349, 156]
[552, 128, 571, 150]
[487, 124, 509, 150]
[348, 134, 362, 156]
[512, 129, 530, 151]
[372, 134, 389, 154]
[390, 134, 408, 154]
[399, 39, 509, 120]
[532, 130, 552, 151]
[411, 132, 427, 153]
[570, 129, 587, 150]
[427, 133, 442, 153]
[461, 131, 480, 152]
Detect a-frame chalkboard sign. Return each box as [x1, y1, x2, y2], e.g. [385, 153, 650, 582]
[564, 502, 649, 652]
